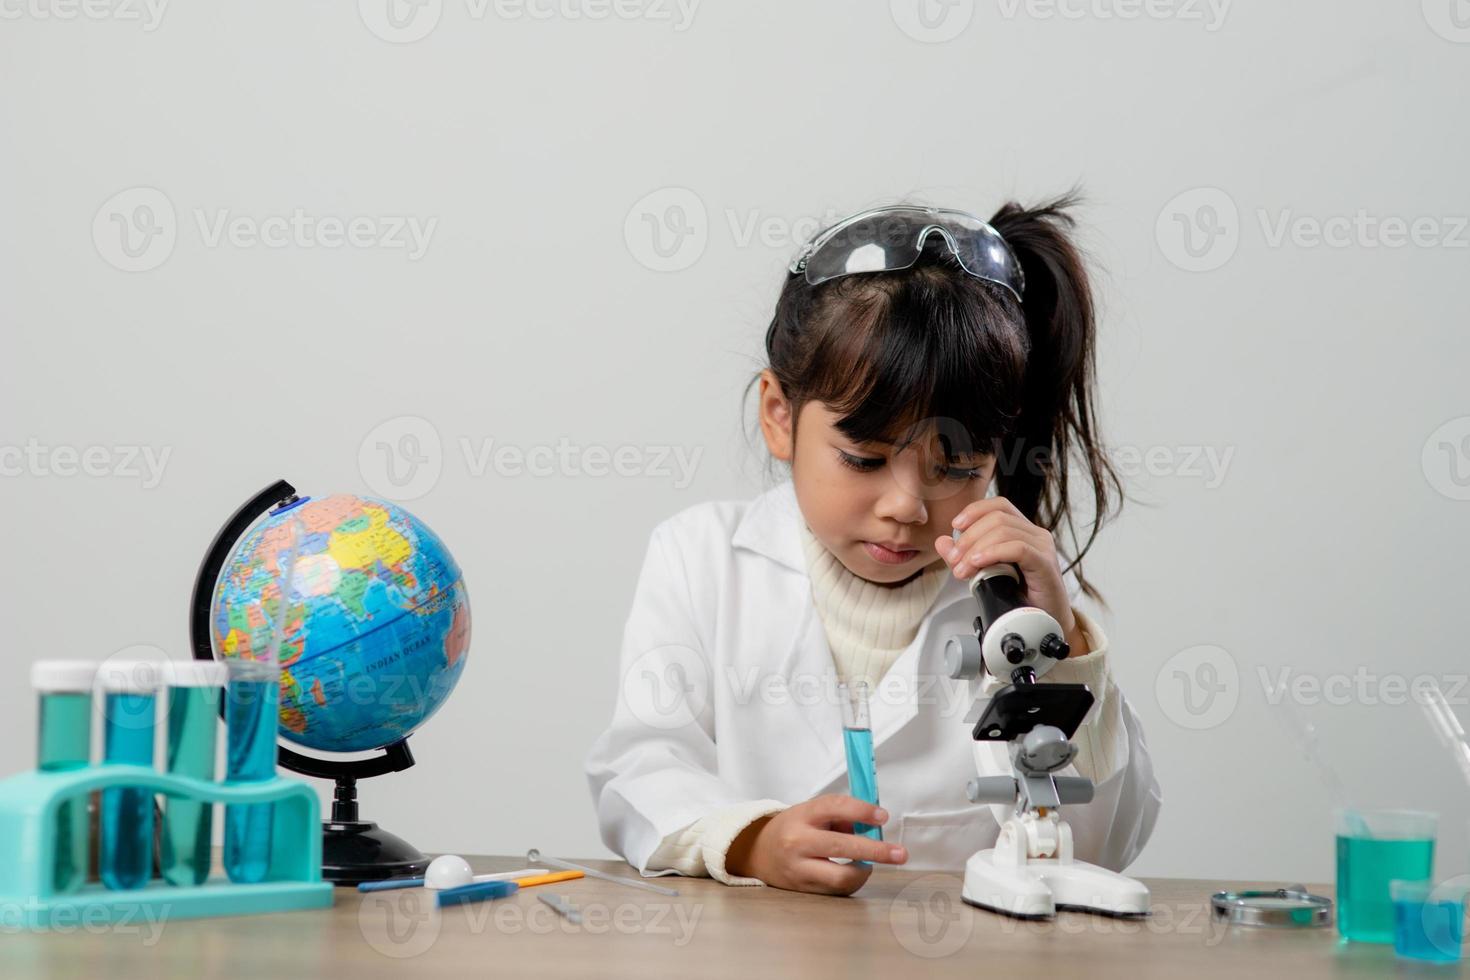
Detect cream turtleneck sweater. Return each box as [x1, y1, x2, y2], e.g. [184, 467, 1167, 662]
[643, 522, 1122, 886]
[797, 521, 952, 694]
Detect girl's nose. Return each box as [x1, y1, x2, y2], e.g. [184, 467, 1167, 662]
[873, 482, 928, 525]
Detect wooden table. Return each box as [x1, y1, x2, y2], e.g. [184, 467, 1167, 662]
[0, 857, 1412, 978]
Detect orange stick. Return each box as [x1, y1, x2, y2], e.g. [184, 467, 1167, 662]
[511, 870, 584, 889]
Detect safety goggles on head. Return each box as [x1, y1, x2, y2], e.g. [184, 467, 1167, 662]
[787, 206, 1025, 303]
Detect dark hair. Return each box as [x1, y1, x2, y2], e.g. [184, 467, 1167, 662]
[746, 191, 1124, 604]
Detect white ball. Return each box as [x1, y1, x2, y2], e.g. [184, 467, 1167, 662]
[424, 854, 474, 890]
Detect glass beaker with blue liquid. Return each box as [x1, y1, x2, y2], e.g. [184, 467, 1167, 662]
[839, 681, 882, 859]
[98, 659, 162, 890]
[224, 657, 280, 883]
[1391, 878, 1467, 963]
[1336, 808, 1437, 943]
[32, 660, 99, 894]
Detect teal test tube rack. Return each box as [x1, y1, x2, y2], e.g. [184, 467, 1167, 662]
[0, 764, 333, 928]
[0, 762, 334, 929]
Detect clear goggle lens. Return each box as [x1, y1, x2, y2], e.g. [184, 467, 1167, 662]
[790, 207, 1024, 302]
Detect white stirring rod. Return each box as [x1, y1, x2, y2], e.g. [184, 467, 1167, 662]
[468, 868, 547, 884]
[526, 849, 679, 897]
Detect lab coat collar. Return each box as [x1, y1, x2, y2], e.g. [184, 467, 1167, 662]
[730, 479, 809, 574]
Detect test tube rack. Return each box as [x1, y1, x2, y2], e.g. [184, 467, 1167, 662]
[0, 763, 334, 929]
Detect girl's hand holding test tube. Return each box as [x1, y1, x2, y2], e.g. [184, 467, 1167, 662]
[724, 795, 908, 895]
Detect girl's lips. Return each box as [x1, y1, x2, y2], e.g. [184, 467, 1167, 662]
[863, 541, 920, 565]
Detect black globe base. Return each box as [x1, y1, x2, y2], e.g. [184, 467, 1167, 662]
[315, 764, 429, 886]
[321, 819, 430, 886]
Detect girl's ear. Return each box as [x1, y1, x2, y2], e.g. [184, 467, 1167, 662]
[757, 369, 796, 462]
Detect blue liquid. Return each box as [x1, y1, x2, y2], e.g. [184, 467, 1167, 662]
[37, 691, 91, 894]
[162, 685, 220, 886]
[1336, 834, 1436, 943]
[101, 692, 156, 891]
[1394, 897, 1464, 962]
[224, 677, 278, 884]
[843, 727, 882, 842]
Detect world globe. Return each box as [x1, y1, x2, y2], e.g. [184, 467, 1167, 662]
[209, 493, 471, 753]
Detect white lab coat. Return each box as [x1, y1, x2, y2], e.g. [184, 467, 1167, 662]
[585, 480, 1162, 878]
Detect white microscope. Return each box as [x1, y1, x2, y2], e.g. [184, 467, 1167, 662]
[944, 562, 1150, 919]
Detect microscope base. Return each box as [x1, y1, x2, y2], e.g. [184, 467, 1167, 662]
[960, 849, 1151, 919]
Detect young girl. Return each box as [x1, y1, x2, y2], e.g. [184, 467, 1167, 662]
[585, 195, 1162, 896]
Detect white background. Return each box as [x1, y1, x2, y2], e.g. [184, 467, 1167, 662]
[3, 1, 1469, 885]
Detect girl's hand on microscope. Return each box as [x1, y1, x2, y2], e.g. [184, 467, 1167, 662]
[935, 497, 1087, 656]
[724, 794, 907, 895]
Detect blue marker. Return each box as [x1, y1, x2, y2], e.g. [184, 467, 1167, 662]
[436, 879, 519, 908]
[839, 681, 882, 864]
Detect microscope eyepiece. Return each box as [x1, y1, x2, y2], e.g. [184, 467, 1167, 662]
[1040, 633, 1070, 661]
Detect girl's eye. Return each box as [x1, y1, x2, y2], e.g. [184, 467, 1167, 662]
[837, 450, 884, 473]
[926, 459, 985, 482]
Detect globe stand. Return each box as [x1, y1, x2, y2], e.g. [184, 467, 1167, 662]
[190, 479, 433, 887]
[282, 741, 429, 885]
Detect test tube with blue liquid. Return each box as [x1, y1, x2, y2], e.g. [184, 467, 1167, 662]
[224, 657, 279, 883]
[839, 681, 881, 861]
[32, 660, 99, 894]
[161, 659, 227, 886]
[99, 659, 160, 890]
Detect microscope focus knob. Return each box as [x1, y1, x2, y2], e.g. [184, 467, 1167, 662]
[1001, 633, 1027, 665]
[944, 634, 983, 679]
[1040, 633, 1070, 660]
[966, 776, 1020, 805]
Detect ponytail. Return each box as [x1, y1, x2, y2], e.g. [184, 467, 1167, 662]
[988, 191, 1123, 604]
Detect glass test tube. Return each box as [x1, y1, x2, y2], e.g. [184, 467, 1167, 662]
[224, 658, 279, 884]
[839, 681, 882, 843]
[32, 660, 99, 894]
[99, 660, 160, 891]
[161, 660, 227, 886]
